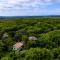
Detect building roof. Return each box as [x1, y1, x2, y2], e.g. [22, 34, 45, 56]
[3, 33, 8, 38]
[13, 42, 23, 50]
[29, 36, 37, 41]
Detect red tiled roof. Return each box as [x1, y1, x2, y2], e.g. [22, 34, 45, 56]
[14, 42, 23, 49]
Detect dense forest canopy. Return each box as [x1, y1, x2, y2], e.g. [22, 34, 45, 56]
[0, 17, 60, 60]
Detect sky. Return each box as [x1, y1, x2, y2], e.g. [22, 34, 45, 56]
[0, 0, 60, 16]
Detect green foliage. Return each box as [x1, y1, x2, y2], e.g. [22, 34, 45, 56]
[1, 47, 60, 60]
[25, 48, 53, 60]
[0, 17, 60, 60]
[38, 30, 60, 48]
[52, 47, 60, 60]
[0, 40, 5, 58]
